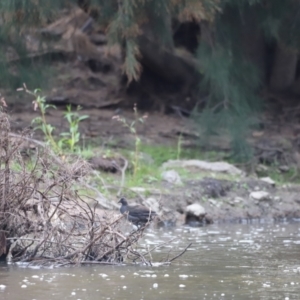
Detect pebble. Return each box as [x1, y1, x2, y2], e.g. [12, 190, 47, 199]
[250, 191, 270, 201]
[179, 284, 186, 288]
[179, 275, 189, 279]
[164, 274, 169, 277]
[0, 285, 6, 289]
[120, 275, 125, 278]
[161, 170, 182, 185]
[260, 177, 275, 186]
[151, 274, 157, 278]
[21, 285, 27, 288]
[153, 283, 158, 288]
[122, 286, 127, 289]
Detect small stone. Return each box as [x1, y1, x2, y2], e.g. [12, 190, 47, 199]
[279, 165, 289, 172]
[162, 160, 244, 176]
[260, 177, 276, 186]
[122, 286, 127, 289]
[164, 274, 169, 277]
[153, 283, 158, 288]
[144, 198, 160, 214]
[179, 284, 186, 288]
[130, 187, 146, 193]
[233, 197, 244, 204]
[161, 170, 182, 185]
[250, 191, 270, 201]
[274, 196, 281, 201]
[186, 203, 206, 216]
[256, 164, 269, 173]
[208, 199, 221, 207]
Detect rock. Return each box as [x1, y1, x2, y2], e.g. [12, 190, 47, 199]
[144, 197, 160, 214]
[208, 198, 221, 207]
[229, 197, 244, 206]
[200, 177, 231, 198]
[162, 160, 244, 176]
[273, 196, 281, 202]
[204, 215, 214, 224]
[130, 187, 147, 193]
[186, 203, 206, 217]
[161, 170, 182, 185]
[250, 191, 270, 201]
[89, 155, 123, 173]
[279, 165, 290, 172]
[256, 164, 269, 173]
[185, 203, 207, 226]
[260, 177, 276, 186]
[233, 197, 244, 204]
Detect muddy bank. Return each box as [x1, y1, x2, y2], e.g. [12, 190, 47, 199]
[6, 105, 300, 226]
[121, 169, 300, 226]
[166, 177, 300, 223]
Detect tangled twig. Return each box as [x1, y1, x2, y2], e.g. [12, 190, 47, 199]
[0, 111, 190, 267]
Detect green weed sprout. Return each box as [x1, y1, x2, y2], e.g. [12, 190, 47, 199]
[18, 84, 88, 154]
[177, 133, 183, 160]
[18, 84, 58, 151]
[58, 105, 89, 152]
[112, 104, 147, 179]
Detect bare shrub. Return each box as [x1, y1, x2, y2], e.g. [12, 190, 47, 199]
[0, 110, 151, 266]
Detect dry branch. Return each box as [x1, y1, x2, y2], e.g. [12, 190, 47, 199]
[0, 111, 149, 266]
[0, 110, 190, 267]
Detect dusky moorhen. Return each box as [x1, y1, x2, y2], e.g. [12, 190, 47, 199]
[118, 198, 156, 226]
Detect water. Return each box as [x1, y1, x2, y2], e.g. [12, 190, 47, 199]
[0, 223, 300, 300]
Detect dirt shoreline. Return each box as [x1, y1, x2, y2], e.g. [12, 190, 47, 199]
[6, 106, 300, 226]
[130, 175, 300, 226]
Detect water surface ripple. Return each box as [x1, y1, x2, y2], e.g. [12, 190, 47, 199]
[0, 223, 300, 300]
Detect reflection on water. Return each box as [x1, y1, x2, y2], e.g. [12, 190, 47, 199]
[0, 223, 300, 300]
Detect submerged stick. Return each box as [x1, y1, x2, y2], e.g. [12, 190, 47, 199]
[168, 243, 192, 263]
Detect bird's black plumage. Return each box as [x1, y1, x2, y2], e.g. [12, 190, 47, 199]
[118, 198, 156, 225]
